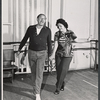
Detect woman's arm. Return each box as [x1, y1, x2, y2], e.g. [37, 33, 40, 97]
[49, 41, 58, 60]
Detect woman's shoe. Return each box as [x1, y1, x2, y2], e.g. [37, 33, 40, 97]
[54, 89, 60, 95]
[60, 84, 64, 91]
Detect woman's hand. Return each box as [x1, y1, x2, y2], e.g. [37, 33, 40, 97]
[49, 55, 55, 61]
[49, 41, 58, 61]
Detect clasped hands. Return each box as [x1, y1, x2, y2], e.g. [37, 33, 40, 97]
[49, 54, 55, 61]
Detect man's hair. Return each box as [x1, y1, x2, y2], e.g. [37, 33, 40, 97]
[37, 14, 46, 19]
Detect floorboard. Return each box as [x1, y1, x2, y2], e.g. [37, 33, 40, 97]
[3, 69, 98, 100]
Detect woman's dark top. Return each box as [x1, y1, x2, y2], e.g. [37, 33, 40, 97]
[18, 25, 52, 56]
[54, 30, 77, 57]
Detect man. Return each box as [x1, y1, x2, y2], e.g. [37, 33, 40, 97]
[16, 14, 52, 100]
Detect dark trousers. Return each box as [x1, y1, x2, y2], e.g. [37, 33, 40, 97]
[55, 54, 72, 91]
[28, 49, 47, 95]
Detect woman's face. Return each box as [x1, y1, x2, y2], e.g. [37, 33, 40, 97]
[57, 23, 66, 32]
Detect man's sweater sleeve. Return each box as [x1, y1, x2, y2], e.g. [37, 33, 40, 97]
[47, 29, 52, 57]
[18, 26, 30, 51]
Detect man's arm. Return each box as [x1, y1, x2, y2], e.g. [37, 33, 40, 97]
[18, 26, 30, 52]
[47, 29, 52, 57]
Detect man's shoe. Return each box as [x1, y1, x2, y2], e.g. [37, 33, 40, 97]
[36, 94, 41, 100]
[54, 89, 60, 95]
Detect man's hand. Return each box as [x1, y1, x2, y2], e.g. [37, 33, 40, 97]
[16, 51, 20, 57]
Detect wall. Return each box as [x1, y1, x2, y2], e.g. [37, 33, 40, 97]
[51, 0, 98, 41]
[3, 0, 98, 72]
[94, 0, 98, 39]
[3, 0, 49, 43]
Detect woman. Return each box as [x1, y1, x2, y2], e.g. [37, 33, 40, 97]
[49, 18, 77, 95]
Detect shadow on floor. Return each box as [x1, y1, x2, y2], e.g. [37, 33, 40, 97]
[41, 83, 55, 93]
[3, 83, 35, 100]
[3, 71, 74, 99]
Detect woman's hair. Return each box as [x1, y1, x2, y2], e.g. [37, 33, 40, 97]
[56, 18, 68, 29]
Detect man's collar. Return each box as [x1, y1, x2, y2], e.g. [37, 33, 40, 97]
[35, 24, 47, 29]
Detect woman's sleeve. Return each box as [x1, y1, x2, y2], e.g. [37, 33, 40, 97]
[70, 30, 77, 40]
[54, 32, 59, 41]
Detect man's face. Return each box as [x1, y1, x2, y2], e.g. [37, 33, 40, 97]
[37, 15, 46, 26]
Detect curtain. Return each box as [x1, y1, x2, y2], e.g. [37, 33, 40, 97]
[3, 0, 98, 42]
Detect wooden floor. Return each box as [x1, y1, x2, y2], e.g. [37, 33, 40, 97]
[3, 69, 98, 100]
